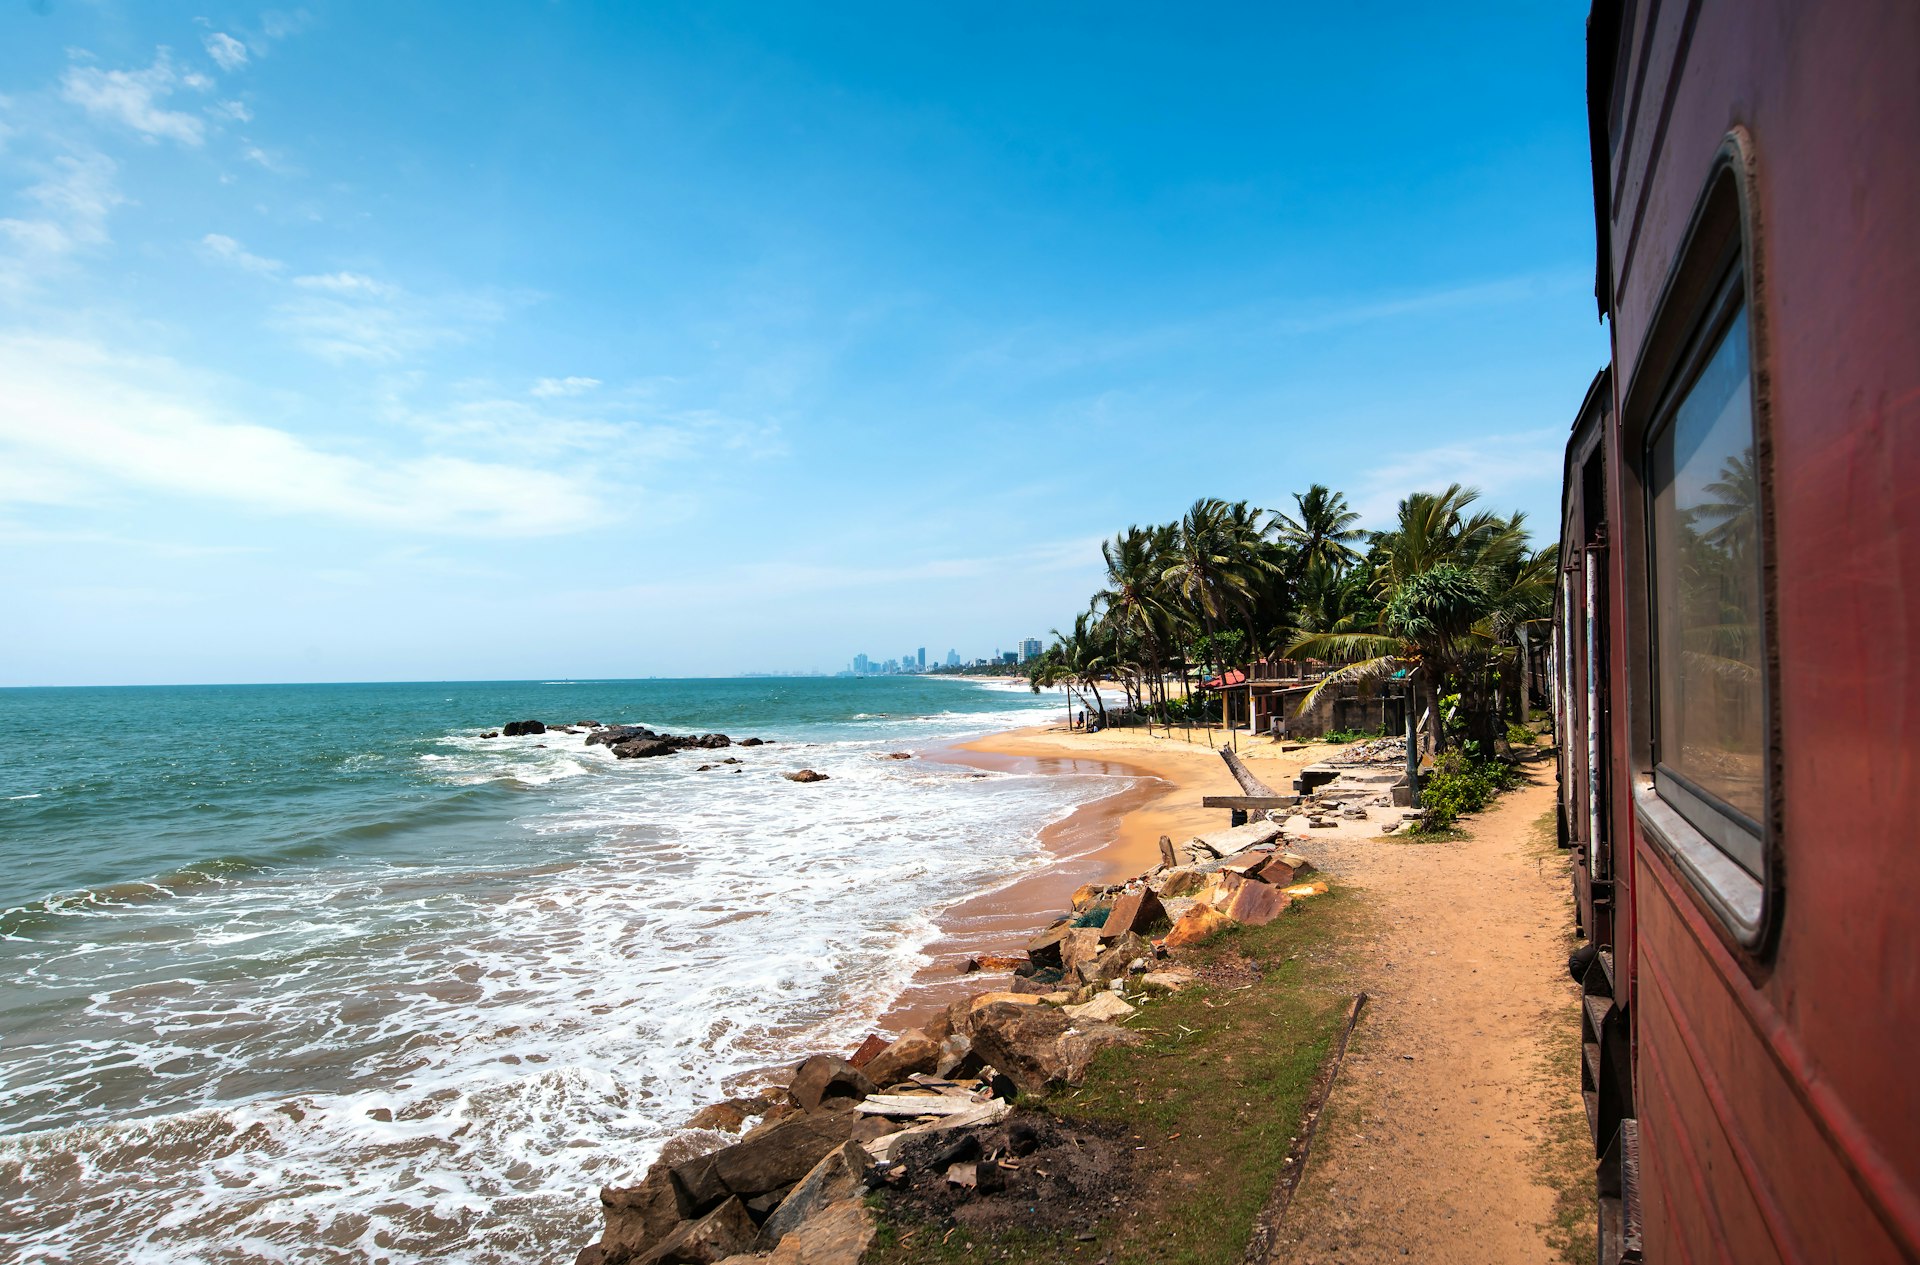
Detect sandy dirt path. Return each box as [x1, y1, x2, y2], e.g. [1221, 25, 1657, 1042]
[1269, 769, 1586, 1264]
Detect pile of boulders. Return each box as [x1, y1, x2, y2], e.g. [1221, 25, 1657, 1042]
[584, 726, 740, 760]
[481, 721, 776, 760]
[575, 826, 1327, 1264]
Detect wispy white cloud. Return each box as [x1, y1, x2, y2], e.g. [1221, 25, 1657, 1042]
[199, 231, 283, 274]
[204, 33, 249, 72]
[60, 51, 207, 146]
[530, 375, 601, 398]
[1350, 427, 1564, 527]
[0, 334, 606, 536]
[292, 270, 398, 299]
[0, 152, 122, 291]
[271, 271, 507, 363]
[209, 99, 252, 123]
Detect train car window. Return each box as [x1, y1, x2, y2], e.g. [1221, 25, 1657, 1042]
[1646, 288, 1765, 878]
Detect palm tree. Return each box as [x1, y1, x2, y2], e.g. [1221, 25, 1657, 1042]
[1287, 485, 1540, 751]
[1094, 525, 1174, 718]
[1275, 484, 1364, 577]
[1030, 611, 1112, 725]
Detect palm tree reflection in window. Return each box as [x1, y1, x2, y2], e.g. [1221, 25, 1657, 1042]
[1651, 304, 1765, 827]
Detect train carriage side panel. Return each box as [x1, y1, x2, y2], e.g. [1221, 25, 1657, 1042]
[1588, 1, 1920, 1260]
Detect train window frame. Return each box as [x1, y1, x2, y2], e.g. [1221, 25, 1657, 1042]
[1616, 128, 1781, 957]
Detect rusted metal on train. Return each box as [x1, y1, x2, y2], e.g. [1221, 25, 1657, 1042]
[1556, 2, 1920, 1261]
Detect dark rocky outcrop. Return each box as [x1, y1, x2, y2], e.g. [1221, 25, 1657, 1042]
[502, 719, 546, 736]
[613, 739, 678, 759]
[783, 770, 829, 783]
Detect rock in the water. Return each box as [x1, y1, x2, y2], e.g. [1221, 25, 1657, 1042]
[588, 725, 658, 748]
[967, 1002, 1071, 1095]
[687, 1103, 749, 1133]
[480, 730, 500, 739]
[787, 1056, 877, 1112]
[502, 719, 546, 736]
[1164, 904, 1235, 948]
[588, 1163, 681, 1265]
[614, 738, 678, 759]
[861, 1028, 941, 1088]
[756, 1140, 867, 1248]
[783, 769, 829, 783]
[1063, 993, 1136, 1024]
[1099, 888, 1166, 941]
[737, 737, 765, 747]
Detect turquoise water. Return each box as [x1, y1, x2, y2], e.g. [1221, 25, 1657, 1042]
[0, 677, 1101, 1264]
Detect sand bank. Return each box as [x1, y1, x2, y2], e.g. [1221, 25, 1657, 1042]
[873, 721, 1332, 1031]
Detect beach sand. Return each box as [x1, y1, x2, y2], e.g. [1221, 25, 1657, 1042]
[871, 720, 1332, 1034]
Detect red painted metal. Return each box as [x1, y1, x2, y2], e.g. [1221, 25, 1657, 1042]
[1561, 2, 1920, 1260]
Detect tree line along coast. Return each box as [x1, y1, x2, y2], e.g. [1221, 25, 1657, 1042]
[1024, 483, 1556, 758]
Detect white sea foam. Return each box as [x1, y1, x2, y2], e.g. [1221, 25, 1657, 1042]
[0, 690, 1111, 1264]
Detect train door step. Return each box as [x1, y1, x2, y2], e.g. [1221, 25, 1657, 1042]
[1598, 1118, 1644, 1264]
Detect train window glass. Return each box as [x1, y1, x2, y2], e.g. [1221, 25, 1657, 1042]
[1646, 296, 1764, 876]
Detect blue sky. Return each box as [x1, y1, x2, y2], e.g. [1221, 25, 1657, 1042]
[0, 3, 1604, 686]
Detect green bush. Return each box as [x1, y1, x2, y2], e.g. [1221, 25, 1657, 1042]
[1506, 721, 1536, 747]
[1323, 726, 1384, 744]
[1414, 750, 1513, 830]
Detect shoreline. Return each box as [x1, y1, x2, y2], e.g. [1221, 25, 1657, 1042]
[871, 720, 1331, 1034]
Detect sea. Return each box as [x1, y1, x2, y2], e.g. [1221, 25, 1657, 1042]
[0, 677, 1115, 1264]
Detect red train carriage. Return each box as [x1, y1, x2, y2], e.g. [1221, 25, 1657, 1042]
[1555, 2, 1920, 1261]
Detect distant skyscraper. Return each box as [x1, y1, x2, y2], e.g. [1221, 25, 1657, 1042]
[945, 649, 960, 667]
[854, 653, 870, 675]
[916, 647, 926, 669]
[1020, 637, 1042, 662]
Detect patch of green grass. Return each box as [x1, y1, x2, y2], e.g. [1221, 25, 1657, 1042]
[866, 890, 1366, 1265]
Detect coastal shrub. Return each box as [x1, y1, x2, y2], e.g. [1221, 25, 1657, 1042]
[1506, 721, 1536, 747]
[1070, 906, 1111, 929]
[1323, 726, 1383, 744]
[1414, 751, 1506, 831]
